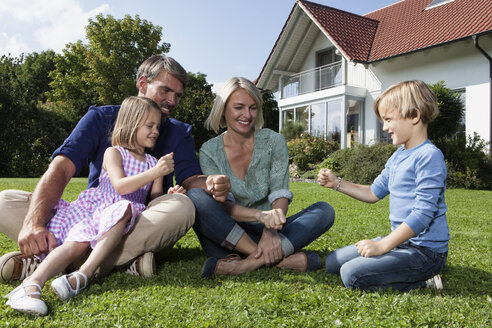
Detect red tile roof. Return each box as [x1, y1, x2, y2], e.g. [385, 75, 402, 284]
[301, 0, 492, 63]
[365, 0, 492, 62]
[299, 0, 379, 62]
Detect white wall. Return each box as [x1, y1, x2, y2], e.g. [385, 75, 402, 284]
[467, 83, 491, 142]
[369, 36, 492, 144]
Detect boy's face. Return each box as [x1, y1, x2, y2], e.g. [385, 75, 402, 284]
[379, 106, 420, 149]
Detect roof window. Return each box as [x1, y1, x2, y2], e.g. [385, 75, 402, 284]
[425, 0, 455, 10]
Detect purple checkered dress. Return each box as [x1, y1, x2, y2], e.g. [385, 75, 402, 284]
[47, 146, 158, 249]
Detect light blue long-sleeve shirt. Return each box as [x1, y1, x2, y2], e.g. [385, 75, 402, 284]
[370, 140, 450, 253]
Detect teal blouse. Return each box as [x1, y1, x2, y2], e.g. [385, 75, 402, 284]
[199, 128, 293, 211]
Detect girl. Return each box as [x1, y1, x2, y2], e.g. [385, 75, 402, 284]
[6, 96, 182, 316]
[318, 80, 450, 291]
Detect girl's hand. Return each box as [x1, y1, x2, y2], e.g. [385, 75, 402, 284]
[168, 185, 186, 194]
[255, 208, 285, 230]
[155, 153, 174, 177]
[355, 239, 387, 257]
[317, 168, 338, 189]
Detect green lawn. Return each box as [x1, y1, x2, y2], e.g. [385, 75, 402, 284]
[0, 178, 491, 327]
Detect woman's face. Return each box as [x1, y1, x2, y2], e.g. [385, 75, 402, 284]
[224, 89, 258, 136]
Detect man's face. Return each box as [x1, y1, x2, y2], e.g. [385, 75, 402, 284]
[138, 70, 184, 121]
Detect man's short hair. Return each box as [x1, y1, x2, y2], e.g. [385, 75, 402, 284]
[136, 54, 188, 89]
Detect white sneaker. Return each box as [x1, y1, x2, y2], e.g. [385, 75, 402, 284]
[51, 271, 88, 301]
[124, 252, 155, 278]
[425, 274, 443, 290]
[5, 283, 47, 316]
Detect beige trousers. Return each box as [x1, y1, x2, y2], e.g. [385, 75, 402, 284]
[0, 189, 195, 270]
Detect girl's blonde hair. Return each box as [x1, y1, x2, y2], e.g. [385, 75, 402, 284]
[205, 77, 264, 133]
[111, 96, 161, 150]
[374, 80, 438, 124]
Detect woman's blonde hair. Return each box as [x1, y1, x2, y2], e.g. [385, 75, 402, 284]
[205, 77, 264, 133]
[111, 96, 161, 150]
[374, 80, 438, 124]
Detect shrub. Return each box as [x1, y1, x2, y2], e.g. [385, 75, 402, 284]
[441, 133, 492, 189]
[317, 143, 397, 184]
[286, 134, 339, 171]
[280, 121, 304, 140]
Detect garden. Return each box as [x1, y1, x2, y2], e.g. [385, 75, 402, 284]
[0, 178, 490, 327]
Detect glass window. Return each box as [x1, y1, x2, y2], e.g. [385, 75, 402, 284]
[327, 99, 342, 142]
[282, 109, 294, 128]
[455, 89, 466, 138]
[425, 0, 454, 10]
[295, 106, 309, 131]
[346, 99, 361, 147]
[310, 103, 325, 137]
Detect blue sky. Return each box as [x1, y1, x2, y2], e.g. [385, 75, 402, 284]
[0, 0, 400, 92]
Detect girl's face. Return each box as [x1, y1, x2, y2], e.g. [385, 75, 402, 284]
[379, 106, 418, 149]
[223, 89, 258, 136]
[135, 108, 161, 151]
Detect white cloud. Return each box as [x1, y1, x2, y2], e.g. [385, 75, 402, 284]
[0, 32, 31, 56]
[211, 81, 225, 94]
[0, 0, 109, 55]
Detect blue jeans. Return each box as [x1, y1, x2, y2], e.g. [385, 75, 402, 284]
[187, 188, 335, 258]
[325, 238, 448, 291]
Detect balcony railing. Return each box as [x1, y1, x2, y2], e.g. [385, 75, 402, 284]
[281, 61, 342, 99]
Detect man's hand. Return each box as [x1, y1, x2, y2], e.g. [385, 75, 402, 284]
[17, 223, 57, 256]
[255, 228, 283, 265]
[205, 175, 231, 202]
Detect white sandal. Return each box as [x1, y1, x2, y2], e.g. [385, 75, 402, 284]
[5, 283, 47, 316]
[51, 271, 88, 301]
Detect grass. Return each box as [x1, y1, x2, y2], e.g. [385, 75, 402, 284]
[0, 178, 491, 327]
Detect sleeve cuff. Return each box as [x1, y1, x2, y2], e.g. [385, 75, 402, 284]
[268, 189, 293, 205]
[405, 212, 431, 236]
[370, 184, 387, 200]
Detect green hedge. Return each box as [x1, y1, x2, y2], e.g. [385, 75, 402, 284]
[286, 134, 339, 171]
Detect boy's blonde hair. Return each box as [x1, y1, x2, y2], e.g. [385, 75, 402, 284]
[374, 80, 438, 124]
[111, 96, 161, 150]
[205, 77, 264, 134]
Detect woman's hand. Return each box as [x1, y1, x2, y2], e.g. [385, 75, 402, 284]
[355, 239, 387, 257]
[205, 175, 231, 202]
[168, 185, 186, 194]
[255, 228, 283, 265]
[317, 168, 338, 189]
[256, 208, 285, 230]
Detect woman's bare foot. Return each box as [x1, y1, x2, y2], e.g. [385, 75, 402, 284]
[276, 251, 321, 272]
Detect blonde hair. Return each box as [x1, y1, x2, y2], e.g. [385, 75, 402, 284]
[374, 80, 438, 124]
[205, 77, 264, 133]
[111, 96, 161, 150]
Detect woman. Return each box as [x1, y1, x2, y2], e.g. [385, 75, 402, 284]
[187, 77, 335, 277]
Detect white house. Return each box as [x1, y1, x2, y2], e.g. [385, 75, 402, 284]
[256, 0, 492, 149]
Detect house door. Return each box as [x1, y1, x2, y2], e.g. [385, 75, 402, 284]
[316, 48, 342, 90]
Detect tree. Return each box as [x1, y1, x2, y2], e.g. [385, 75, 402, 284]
[0, 54, 69, 177]
[172, 72, 216, 149]
[48, 14, 170, 121]
[18, 51, 57, 104]
[262, 90, 279, 132]
[428, 81, 464, 143]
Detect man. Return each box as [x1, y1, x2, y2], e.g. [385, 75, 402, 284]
[0, 54, 230, 281]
